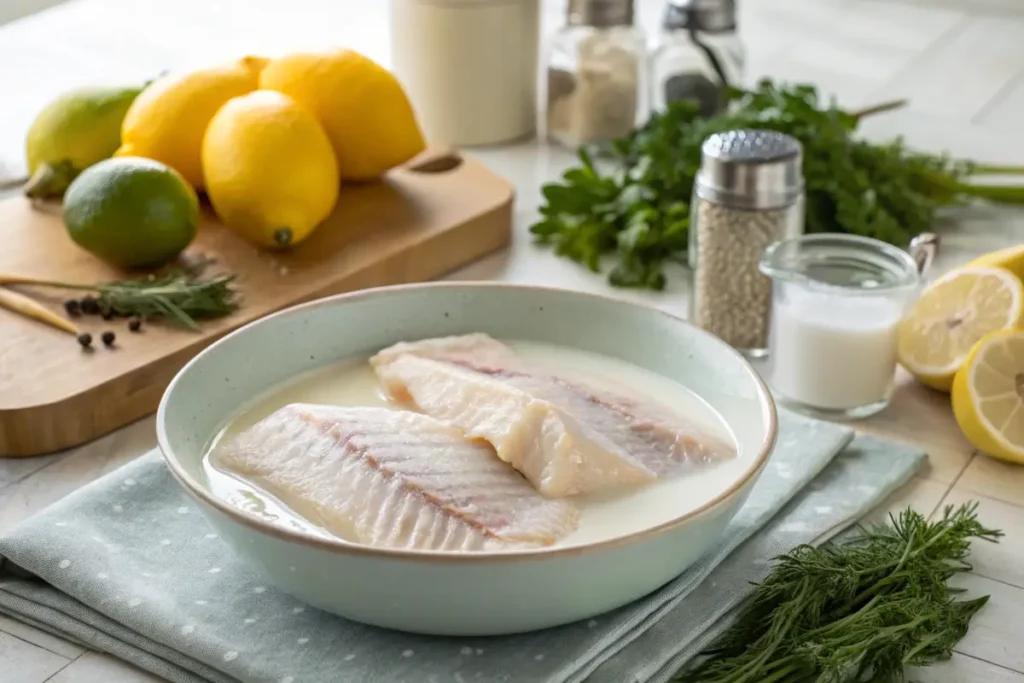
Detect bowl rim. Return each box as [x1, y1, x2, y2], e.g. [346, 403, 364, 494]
[157, 282, 778, 565]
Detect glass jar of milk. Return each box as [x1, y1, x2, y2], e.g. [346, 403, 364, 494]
[759, 233, 938, 419]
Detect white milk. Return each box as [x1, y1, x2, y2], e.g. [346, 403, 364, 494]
[767, 288, 902, 411]
[204, 340, 744, 549]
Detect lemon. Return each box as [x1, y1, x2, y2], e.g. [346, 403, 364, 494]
[964, 244, 1024, 282]
[952, 329, 1024, 464]
[63, 157, 198, 269]
[897, 266, 1024, 391]
[202, 90, 339, 249]
[259, 49, 425, 181]
[116, 56, 267, 188]
[24, 84, 143, 199]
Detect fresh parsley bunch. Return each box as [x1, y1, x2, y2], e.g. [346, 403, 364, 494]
[531, 80, 1024, 290]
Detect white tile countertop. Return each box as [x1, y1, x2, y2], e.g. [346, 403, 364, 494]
[3, 0, 1024, 680]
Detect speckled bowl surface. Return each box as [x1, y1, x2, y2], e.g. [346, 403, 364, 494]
[157, 283, 777, 635]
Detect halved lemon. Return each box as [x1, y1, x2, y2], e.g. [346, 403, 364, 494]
[965, 244, 1024, 282]
[952, 328, 1024, 463]
[897, 266, 1024, 391]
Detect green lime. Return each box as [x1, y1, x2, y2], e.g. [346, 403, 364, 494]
[63, 157, 198, 269]
[24, 84, 143, 199]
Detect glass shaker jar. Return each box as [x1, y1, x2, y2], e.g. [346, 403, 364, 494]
[650, 0, 745, 117]
[689, 129, 804, 356]
[760, 233, 939, 420]
[544, 0, 647, 148]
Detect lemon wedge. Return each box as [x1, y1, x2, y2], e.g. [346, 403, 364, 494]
[952, 328, 1024, 463]
[897, 266, 1024, 391]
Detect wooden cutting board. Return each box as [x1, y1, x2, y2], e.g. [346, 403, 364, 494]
[0, 149, 513, 457]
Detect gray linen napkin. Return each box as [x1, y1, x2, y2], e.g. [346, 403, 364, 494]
[0, 411, 923, 683]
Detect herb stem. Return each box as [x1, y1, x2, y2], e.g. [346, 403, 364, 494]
[848, 98, 909, 120]
[752, 660, 802, 683]
[958, 183, 1024, 204]
[968, 163, 1024, 175]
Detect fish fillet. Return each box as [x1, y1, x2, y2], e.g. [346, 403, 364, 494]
[211, 404, 578, 551]
[371, 334, 736, 497]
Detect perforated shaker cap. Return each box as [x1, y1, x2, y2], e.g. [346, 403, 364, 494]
[695, 129, 804, 210]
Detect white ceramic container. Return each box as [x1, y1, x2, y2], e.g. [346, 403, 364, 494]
[157, 283, 777, 636]
[389, 0, 541, 146]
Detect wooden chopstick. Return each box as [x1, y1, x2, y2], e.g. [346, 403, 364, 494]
[0, 287, 79, 335]
[0, 273, 58, 286]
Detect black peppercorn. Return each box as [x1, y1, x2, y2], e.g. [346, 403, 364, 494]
[128, 318, 142, 332]
[101, 308, 114, 320]
[64, 299, 81, 317]
[77, 332, 93, 349]
[101, 331, 116, 347]
[80, 296, 100, 315]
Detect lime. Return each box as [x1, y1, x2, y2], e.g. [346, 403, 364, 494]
[63, 157, 198, 269]
[24, 84, 143, 199]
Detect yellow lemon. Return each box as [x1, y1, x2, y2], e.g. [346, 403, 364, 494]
[202, 90, 339, 249]
[952, 328, 1024, 464]
[259, 49, 425, 181]
[964, 244, 1024, 282]
[116, 56, 267, 188]
[898, 266, 1024, 391]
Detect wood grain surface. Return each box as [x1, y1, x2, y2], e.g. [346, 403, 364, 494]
[0, 150, 514, 457]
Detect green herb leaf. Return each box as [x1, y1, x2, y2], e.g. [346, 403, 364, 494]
[533, 79, 1024, 290]
[673, 502, 1002, 683]
[19, 259, 240, 330]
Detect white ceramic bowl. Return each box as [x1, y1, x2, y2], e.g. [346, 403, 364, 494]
[157, 283, 777, 636]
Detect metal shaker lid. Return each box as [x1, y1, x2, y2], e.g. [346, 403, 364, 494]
[567, 0, 635, 28]
[663, 0, 736, 33]
[695, 130, 804, 210]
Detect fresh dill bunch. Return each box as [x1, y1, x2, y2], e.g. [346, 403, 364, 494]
[675, 503, 1002, 683]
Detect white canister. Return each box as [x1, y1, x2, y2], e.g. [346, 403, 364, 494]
[389, 0, 540, 146]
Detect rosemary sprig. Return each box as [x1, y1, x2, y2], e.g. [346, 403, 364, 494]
[3, 260, 240, 330]
[675, 503, 1001, 683]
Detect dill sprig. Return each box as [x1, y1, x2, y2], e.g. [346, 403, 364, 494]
[675, 502, 1002, 683]
[14, 259, 240, 330]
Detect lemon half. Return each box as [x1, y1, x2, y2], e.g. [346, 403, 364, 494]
[965, 244, 1024, 282]
[952, 328, 1024, 463]
[897, 266, 1024, 391]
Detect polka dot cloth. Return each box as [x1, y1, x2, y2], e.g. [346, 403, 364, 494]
[3, 421, 924, 683]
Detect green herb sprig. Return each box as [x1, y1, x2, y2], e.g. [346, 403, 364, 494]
[9, 259, 240, 330]
[674, 502, 1002, 683]
[532, 80, 1024, 290]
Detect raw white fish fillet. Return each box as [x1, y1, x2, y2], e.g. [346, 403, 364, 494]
[211, 404, 578, 551]
[371, 334, 736, 497]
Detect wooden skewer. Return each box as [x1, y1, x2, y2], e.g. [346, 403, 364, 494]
[0, 287, 80, 335]
[0, 273, 62, 287]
